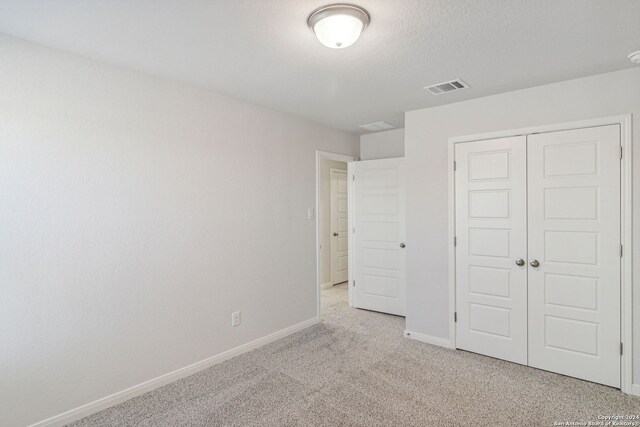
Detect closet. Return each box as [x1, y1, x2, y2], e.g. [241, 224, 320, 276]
[454, 125, 621, 387]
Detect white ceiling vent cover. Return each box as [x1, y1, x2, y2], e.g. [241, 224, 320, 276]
[359, 121, 396, 132]
[424, 79, 470, 95]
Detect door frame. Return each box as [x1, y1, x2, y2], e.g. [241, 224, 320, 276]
[447, 114, 633, 394]
[316, 151, 358, 319]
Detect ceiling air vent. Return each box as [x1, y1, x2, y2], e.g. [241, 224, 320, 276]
[424, 79, 470, 96]
[358, 121, 396, 132]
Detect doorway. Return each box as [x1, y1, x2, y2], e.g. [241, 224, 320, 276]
[316, 151, 357, 319]
[330, 168, 349, 285]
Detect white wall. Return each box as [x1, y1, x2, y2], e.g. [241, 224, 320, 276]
[0, 36, 359, 427]
[319, 159, 347, 286]
[359, 128, 404, 160]
[404, 67, 640, 381]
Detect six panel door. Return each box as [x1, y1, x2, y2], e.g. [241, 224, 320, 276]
[353, 158, 406, 316]
[527, 125, 621, 387]
[454, 136, 528, 364]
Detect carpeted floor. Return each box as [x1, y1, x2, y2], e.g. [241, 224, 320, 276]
[71, 283, 640, 426]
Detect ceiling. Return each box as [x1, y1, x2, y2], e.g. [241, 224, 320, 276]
[0, 0, 639, 135]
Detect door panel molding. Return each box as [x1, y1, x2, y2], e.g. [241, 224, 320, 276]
[447, 115, 633, 393]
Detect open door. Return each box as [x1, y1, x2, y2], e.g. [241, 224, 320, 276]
[352, 158, 405, 316]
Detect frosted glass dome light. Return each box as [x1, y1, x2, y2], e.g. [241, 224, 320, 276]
[308, 4, 370, 49]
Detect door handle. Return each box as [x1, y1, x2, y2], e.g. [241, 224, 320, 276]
[333, 232, 339, 236]
[400, 242, 406, 248]
[530, 259, 540, 268]
[515, 258, 525, 266]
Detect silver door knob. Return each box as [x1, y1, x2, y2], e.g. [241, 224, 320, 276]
[333, 232, 338, 236]
[515, 258, 525, 266]
[400, 242, 406, 248]
[530, 259, 540, 268]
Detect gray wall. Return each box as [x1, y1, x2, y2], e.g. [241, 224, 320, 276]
[360, 128, 404, 160]
[0, 36, 359, 426]
[404, 67, 640, 383]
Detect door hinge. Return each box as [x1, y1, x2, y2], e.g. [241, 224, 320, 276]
[353, 280, 356, 287]
[454, 312, 457, 323]
[352, 227, 355, 234]
[454, 236, 457, 247]
[620, 146, 623, 160]
[620, 244, 623, 258]
[453, 161, 457, 171]
[620, 342, 624, 355]
[352, 174, 356, 181]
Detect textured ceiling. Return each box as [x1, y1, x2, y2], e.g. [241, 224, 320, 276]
[0, 0, 639, 134]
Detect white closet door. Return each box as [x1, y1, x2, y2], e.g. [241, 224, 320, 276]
[527, 125, 621, 387]
[353, 158, 405, 316]
[455, 136, 528, 364]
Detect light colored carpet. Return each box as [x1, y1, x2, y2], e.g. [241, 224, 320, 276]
[70, 283, 640, 426]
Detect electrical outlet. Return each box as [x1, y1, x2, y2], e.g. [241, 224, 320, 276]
[231, 311, 241, 327]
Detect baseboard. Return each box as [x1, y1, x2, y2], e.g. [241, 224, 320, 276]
[631, 384, 640, 397]
[320, 281, 333, 290]
[29, 317, 320, 427]
[404, 330, 454, 349]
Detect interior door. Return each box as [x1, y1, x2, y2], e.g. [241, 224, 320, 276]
[455, 136, 528, 364]
[330, 169, 349, 284]
[527, 125, 621, 387]
[352, 158, 405, 316]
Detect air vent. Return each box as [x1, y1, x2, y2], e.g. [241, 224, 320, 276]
[358, 121, 396, 132]
[424, 79, 470, 96]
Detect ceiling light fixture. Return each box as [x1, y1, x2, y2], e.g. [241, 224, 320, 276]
[308, 4, 370, 49]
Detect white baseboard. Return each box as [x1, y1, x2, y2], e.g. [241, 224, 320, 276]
[404, 330, 454, 349]
[29, 317, 320, 427]
[631, 384, 640, 397]
[320, 281, 333, 290]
